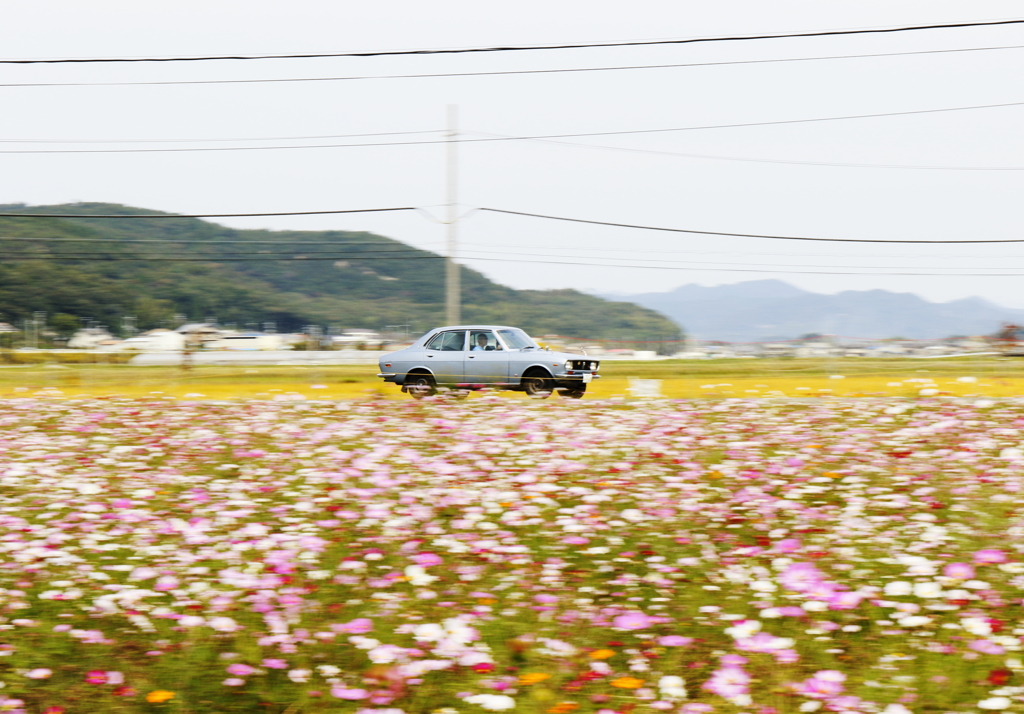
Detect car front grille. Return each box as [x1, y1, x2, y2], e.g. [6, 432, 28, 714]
[570, 360, 599, 371]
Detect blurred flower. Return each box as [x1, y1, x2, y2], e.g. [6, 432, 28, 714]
[145, 691, 175, 703]
[518, 673, 551, 685]
[610, 677, 645, 689]
[465, 693, 516, 710]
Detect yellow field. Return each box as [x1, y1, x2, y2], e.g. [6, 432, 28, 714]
[2, 364, 1022, 400]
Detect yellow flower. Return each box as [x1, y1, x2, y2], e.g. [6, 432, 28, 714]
[610, 677, 644, 689]
[146, 690, 175, 703]
[519, 672, 552, 685]
[588, 649, 616, 660]
[547, 703, 579, 714]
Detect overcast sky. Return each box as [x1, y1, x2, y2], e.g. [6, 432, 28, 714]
[2, 1, 1024, 307]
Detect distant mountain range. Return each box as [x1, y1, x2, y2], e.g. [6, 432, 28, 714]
[601, 280, 1024, 341]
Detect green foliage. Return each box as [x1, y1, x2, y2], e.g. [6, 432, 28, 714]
[0, 203, 683, 340]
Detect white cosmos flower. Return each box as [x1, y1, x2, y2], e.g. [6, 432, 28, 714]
[724, 620, 761, 639]
[913, 582, 944, 599]
[963, 617, 993, 636]
[465, 693, 516, 710]
[287, 669, 311, 683]
[979, 697, 1013, 710]
[207, 617, 241, 633]
[413, 623, 444, 641]
[882, 705, 914, 714]
[404, 565, 437, 586]
[884, 581, 913, 596]
[658, 675, 687, 699]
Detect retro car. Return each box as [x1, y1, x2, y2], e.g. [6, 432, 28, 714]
[376, 325, 599, 399]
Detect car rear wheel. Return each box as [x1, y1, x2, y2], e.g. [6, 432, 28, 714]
[407, 374, 436, 399]
[522, 373, 553, 399]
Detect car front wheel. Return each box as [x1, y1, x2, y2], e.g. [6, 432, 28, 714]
[559, 388, 586, 399]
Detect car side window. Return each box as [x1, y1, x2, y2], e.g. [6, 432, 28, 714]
[424, 333, 446, 351]
[469, 330, 502, 351]
[427, 331, 466, 352]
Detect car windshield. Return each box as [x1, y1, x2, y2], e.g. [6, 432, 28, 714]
[497, 328, 537, 350]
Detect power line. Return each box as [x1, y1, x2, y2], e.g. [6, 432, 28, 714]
[457, 246, 1024, 270]
[5, 250, 1024, 276]
[8, 203, 1024, 245]
[4, 43, 1024, 88]
[4, 231, 1019, 259]
[2, 18, 1023, 64]
[2, 99, 1023, 154]
[0, 207, 418, 218]
[0, 129, 441, 145]
[460, 239, 1024, 260]
[513, 133, 1024, 171]
[0, 235, 444, 246]
[479, 207, 1024, 244]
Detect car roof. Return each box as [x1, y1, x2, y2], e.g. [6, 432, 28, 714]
[428, 325, 520, 331]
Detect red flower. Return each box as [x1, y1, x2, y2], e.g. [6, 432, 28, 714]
[471, 662, 495, 673]
[988, 669, 1012, 686]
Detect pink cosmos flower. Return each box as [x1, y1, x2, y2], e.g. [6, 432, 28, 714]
[223, 678, 245, 686]
[412, 552, 443, 567]
[331, 687, 369, 700]
[262, 659, 288, 669]
[534, 594, 559, 604]
[85, 671, 107, 684]
[779, 562, 825, 592]
[336, 618, 374, 634]
[791, 670, 845, 699]
[970, 639, 1006, 655]
[658, 635, 694, 647]
[703, 665, 751, 699]
[773, 538, 803, 553]
[974, 549, 1008, 565]
[829, 591, 864, 610]
[226, 664, 255, 676]
[154, 576, 179, 591]
[612, 612, 653, 631]
[943, 562, 976, 579]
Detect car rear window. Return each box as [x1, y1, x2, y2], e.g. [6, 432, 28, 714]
[426, 331, 466, 351]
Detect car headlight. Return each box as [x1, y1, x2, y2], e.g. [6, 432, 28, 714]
[590, 362, 598, 370]
[564, 360, 573, 369]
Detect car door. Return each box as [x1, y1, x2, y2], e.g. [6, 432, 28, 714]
[423, 330, 466, 385]
[464, 329, 509, 385]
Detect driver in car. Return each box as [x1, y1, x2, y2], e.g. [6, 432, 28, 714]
[471, 333, 489, 351]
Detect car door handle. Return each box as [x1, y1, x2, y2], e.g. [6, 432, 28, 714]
[468, 355, 475, 359]
[427, 354, 434, 357]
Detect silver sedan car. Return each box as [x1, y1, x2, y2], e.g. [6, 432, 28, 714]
[377, 325, 600, 399]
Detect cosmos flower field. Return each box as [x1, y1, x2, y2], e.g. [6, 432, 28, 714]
[2, 395, 1024, 714]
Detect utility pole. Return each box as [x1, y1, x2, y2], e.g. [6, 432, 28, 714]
[445, 104, 460, 326]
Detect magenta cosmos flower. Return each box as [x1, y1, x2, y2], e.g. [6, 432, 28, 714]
[944, 562, 976, 579]
[612, 612, 654, 631]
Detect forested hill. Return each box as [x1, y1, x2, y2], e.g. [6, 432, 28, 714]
[0, 203, 682, 340]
